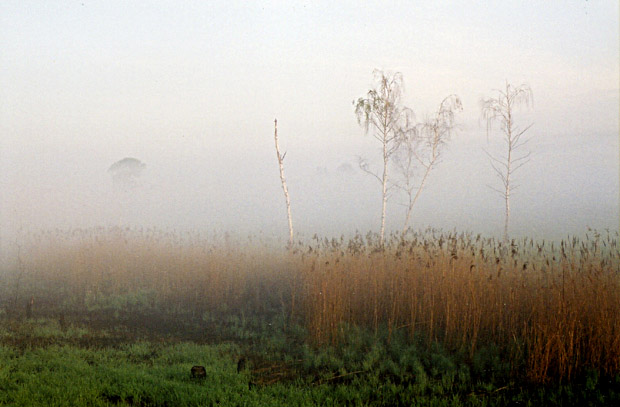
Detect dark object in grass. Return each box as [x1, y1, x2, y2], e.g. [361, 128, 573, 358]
[237, 357, 247, 373]
[103, 394, 122, 404]
[191, 365, 206, 379]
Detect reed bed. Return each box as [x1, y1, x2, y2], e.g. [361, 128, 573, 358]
[7, 228, 297, 320]
[2, 227, 618, 383]
[298, 230, 620, 383]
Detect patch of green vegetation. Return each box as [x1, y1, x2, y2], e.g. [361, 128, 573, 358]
[85, 289, 158, 314]
[0, 316, 619, 406]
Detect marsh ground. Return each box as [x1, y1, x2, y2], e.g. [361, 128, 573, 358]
[1, 228, 618, 406]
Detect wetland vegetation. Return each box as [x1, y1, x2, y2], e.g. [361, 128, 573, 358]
[1, 227, 619, 406]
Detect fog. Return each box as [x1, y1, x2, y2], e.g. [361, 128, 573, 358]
[1, 1, 619, 260]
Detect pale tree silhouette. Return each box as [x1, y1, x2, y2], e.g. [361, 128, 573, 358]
[394, 94, 462, 237]
[354, 70, 413, 247]
[480, 82, 533, 243]
[273, 119, 294, 248]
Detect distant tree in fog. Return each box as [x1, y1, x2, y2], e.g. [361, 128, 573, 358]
[108, 157, 146, 192]
[336, 162, 354, 174]
[354, 70, 414, 247]
[395, 94, 462, 237]
[480, 82, 533, 243]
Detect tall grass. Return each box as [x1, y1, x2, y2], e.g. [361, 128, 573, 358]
[2, 227, 618, 383]
[298, 230, 620, 383]
[5, 228, 297, 322]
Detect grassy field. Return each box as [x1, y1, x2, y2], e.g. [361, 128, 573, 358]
[1, 227, 619, 406]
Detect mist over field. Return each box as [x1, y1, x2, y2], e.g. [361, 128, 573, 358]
[1, 5, 620, 403]
[2, 127, 617, 242]
[1, 1, 618, 261]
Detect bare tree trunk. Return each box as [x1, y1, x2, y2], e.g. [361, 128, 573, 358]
[481, 81, 532, 245]
[504, 139, 512, 243]
[503, 92, 513, 243]
[402, 139, 438, 237]
[396, 95, 461, 238]
[401, 161, 432, 237]
[380, 138, 388, 246]
[274, 119, 294, 248]
[504, 184, 510, 243]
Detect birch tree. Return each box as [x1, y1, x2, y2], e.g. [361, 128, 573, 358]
[480, 82, 533, 243]
[354, 70, 412, 246]
[273, 119, 294, 248]
[394, 95, 462, 236]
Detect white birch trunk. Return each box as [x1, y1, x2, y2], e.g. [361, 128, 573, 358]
[274, 119, 294, 247]
[380, 138, 388, 246]
[504, 92, 513, 243]
[504, 142, 512, 244]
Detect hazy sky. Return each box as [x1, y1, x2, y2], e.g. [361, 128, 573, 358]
[1, 1, 618, 251]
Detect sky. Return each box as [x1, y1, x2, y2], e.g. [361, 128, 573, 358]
[1, 0, 618, 255]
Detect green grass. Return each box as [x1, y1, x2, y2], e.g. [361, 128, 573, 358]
[0, 338, 321, 407]
[1, 318, 618, 406]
